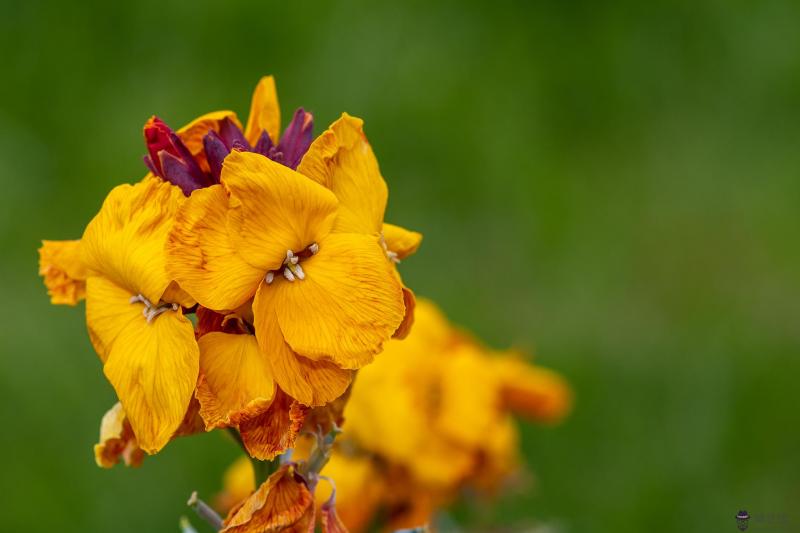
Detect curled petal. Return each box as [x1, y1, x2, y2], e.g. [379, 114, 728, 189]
[38, 239, 87, 305]
[222, 465, 314, 533]
[93, 402, 144, 469]
[393, 285, 416, 340]
[239, 388, 308, 461]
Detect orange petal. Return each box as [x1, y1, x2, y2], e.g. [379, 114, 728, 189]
[392, 285, 416, 340]
[263, 233, 404, 368]
[38, 239, 87, 305]
[103, 305, 199, 454]
[222, 465, 315, 533]
[492, 355, 573, 423]
[82, 178, 184, 304]
[222, 151, 338, 271]
[253, 292, 352, 406]
[167, 184, 264, 311]
[196, 332, 275, 430]
[239, 388, 308, 460]
[244, 76, 281, 147]
[320, 494, 349, 533]
[93, 402, 144, 469]
[297, 113, 387, 234]
[382, 222, 422, 261]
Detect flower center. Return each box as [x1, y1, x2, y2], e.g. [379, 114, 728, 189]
[264, 242, 319, 284]
[130, 294, 179, 323]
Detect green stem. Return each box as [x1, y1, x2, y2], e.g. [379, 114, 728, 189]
[251, 456, 279, 486]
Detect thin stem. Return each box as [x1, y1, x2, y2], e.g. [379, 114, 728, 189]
[187, 491, 223, 531]
[226, 427, 245, 450]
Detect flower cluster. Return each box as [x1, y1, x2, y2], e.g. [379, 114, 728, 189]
[38, 76, 420, 463]
[216, 299, 572, 531]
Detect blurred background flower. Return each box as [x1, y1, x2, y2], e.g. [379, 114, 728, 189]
[2, 1, 799, 532]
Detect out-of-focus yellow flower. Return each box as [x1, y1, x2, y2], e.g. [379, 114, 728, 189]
[82, 178, 199, 454]
[38, 239, 87, 305]
[334, 298, 570, 530]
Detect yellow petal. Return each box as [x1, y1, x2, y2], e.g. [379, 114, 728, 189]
[298, 113, 387, 234]
[238, 388, 308, 460]
[222, 151, 338, 271]
[38, 239, 87, 305]
[222, 465, 314, 533]
[382, 222, 422, 261]
[85, 276, 143, 362]
[252, 294, 352, 406]
[167, 184, 264, 311]
[103, 306, 199, 454]
[196, 332, 275, 430]
[82, 178, 184, 304]
[244, 76, 281, 147]
[263, 233, 404, 368]
[492, 355, 573, 423]
[93, 402, 144, 469]
[178, 110, 243, 172]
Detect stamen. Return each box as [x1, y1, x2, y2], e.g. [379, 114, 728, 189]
[283, 267, 296, 282]
[379, 234, 401, 264]
[129, 293, 178, 323]
[293, 263, 306, 280]
[265, 271, 275, 284]
[309, 242, 319, 255]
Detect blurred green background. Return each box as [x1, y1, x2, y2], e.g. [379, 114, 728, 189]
[2, 1, 799, 531]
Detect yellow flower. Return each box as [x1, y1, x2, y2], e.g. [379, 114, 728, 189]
[167, 151, 406, 407]
[82, 177, 199, 454]
[38, 239, 87, 305]
[298, 114, 422, 338]
[334, 297, 572, 528]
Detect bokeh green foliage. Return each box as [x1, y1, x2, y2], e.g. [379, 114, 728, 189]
[1, 1, 799, 531]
